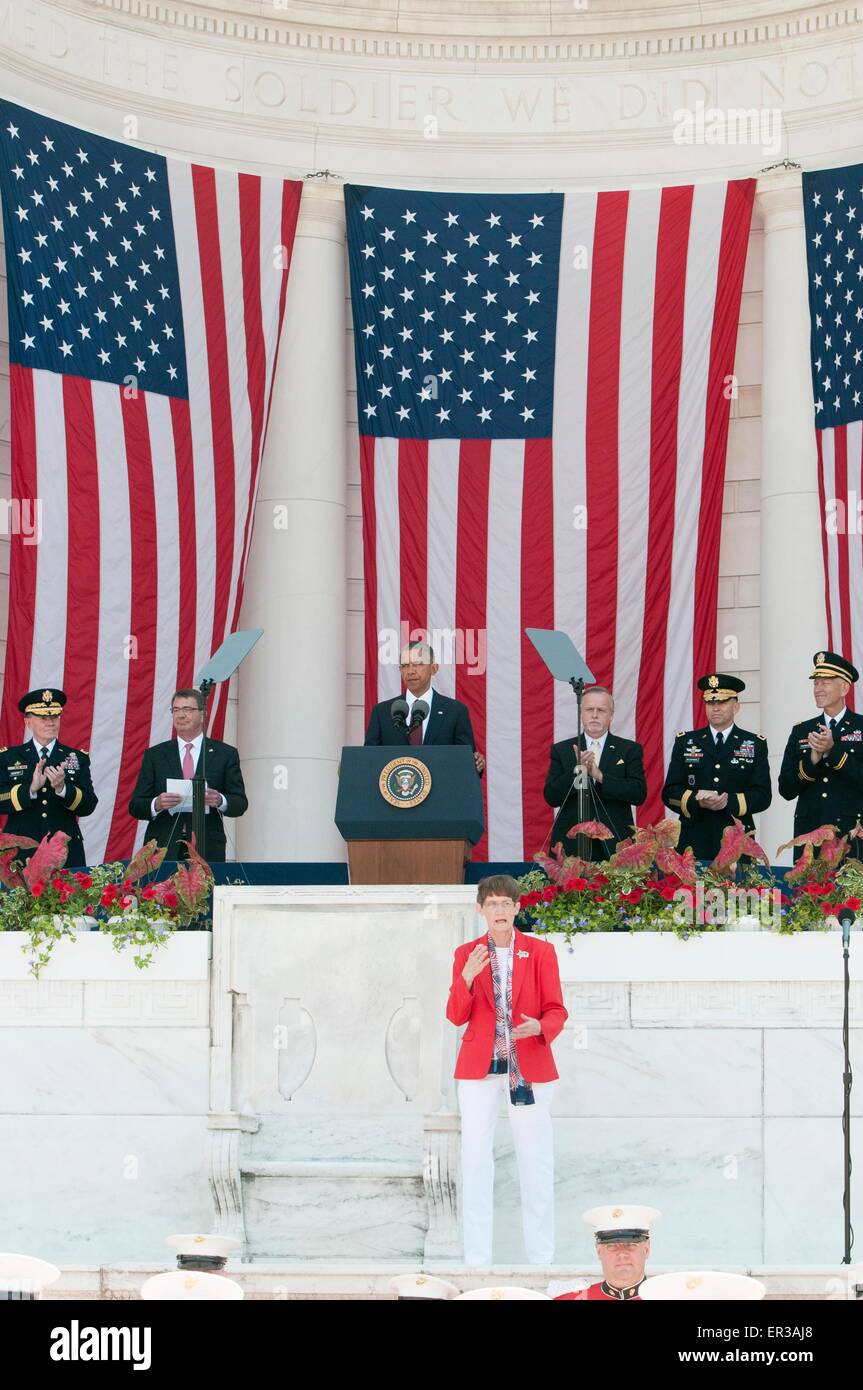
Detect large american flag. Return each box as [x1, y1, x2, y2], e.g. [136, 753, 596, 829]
[347, 181, 755, 860]
[0, 102, 301, 861]
[804, 163, 863, 701]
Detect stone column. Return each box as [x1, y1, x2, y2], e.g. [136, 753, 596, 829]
[756, 172, 826, 863]
[237, 184, 347, 862]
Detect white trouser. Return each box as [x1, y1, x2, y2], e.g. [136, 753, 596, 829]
[457, 1074, 555, 1267]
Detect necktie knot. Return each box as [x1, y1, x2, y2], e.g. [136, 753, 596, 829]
[39, 746, 48, 760]
[828, 717, 836, 730]
[716, 732, 724, 747]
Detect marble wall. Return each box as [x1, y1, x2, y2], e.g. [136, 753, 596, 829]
[1, 890, 860, 1270]
[0, 933, 213, 1265]
[212, 888, 863, 1268]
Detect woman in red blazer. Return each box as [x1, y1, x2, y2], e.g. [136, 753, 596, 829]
[446, 875, 567, 1268]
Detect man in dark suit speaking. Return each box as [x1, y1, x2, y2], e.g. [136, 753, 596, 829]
[128, 688, 247, 861]
[364, 641, 485, 775]
[543, 686, 647, 860]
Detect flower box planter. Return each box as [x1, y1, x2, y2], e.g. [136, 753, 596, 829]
[0, 931, 211, 982]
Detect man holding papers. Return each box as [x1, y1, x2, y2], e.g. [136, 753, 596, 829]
[128, 688, 248, 861]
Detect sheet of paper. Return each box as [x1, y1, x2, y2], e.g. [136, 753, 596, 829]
[165, 777, 212, 814]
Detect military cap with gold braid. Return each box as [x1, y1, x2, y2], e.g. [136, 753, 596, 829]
[697, 673, 746, 703]
[810, 650, 859, 683]
[17, 687, 66, 717]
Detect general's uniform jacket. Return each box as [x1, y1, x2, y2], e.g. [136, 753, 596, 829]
[0, 740, 97, 867]
[446, 928, 568, 1082]
[778, 709, 863, 858]
[661, 725, 771, 862]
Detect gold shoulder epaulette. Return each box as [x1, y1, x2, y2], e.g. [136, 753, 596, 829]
[676, 730, 686, 738]
[0, 747, 6, 753]
[757, 733, 766, 740]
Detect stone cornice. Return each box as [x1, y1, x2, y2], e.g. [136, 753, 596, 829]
[75, 0, 863, 65]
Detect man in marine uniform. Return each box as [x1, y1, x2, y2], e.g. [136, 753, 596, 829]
[553, 1204, 661, 1301]
[662, 674, 771, 862]
[0, 688, 97, 868]
[778, 651, 863, 861]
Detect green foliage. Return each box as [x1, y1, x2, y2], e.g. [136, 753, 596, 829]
[0, 845, 212, 978]
[518, 823, 859, 942]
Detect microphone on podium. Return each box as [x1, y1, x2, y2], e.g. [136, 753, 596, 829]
[409, 700, 429, 730]
[391, 698, 409, 729]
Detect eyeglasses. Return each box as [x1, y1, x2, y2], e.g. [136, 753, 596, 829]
[171, 706, 201, 714]
[483, 899, 517, 909]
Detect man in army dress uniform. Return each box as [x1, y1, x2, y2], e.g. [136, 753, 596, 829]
[778, 651, 863, 862]
[554, 1205, 661, 1301]
[662, 674, 771, 862]
[0, 688, 97, 868]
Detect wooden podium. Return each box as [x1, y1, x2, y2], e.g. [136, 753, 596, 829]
[335, 746, 484, 885]
[347, 838, 470, 885]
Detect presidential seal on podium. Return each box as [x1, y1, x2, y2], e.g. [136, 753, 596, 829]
[379, 756, 432, 808]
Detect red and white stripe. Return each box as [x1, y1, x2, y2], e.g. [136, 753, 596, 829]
[361, 180, 754, 860]
[1, 164, 301, 862]
[818, 421, 863, 707]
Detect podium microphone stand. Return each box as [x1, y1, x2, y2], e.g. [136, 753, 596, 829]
[189, 628, 263, 857]
[569, 674, 591, 860]
[525, 627, 596, 861]
[838, 906, 855, 1265]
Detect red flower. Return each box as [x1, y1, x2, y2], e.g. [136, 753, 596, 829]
[51, 877, 65, 891]
[75, 872, 92, 890]
[845, 896, 861, 911]
[593, 894, 606, 903]
[822, 902, 837, 916]
[563, 877, 588, 892]
[658, 884, 677, 901]
[541, 885, 558, 903]
[141, 885, 158, 902]
[619, 889, 643, 905]
[591, 874, 610, 887]
[161, 890, 178, 910]
[802, 883, 822, 897]
[84, 904, 96, 915]
[119, 894, 135, 910]
[99, 887, 117, 908]
[31, 880, 46, 898]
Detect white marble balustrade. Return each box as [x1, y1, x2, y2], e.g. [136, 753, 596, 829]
[0, 888, 861, 1271]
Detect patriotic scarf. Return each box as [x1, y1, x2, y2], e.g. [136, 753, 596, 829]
[488, 933, 534, 1106]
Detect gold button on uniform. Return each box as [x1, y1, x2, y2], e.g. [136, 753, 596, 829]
[822, 792, 828, 798]
[713, 777, 719, 783]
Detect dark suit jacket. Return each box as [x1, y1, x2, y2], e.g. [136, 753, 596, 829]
[544, 732, 647, 859]
[128, 738, 247, 862]
[364, 690, 476, 750]
[0, 739, 97, 868]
